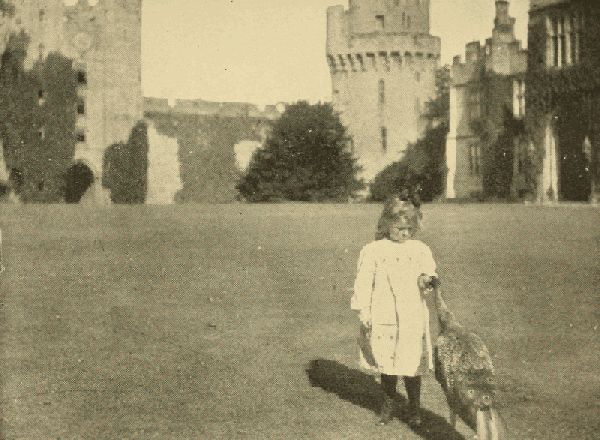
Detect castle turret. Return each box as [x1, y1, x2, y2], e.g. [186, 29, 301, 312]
[493, 0, 516, 41]
[445, 0, 527, 200]
[326, 0, 440, 185]
[346, 0, 430, 35]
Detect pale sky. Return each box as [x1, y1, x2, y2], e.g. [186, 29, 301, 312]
[139, 0, 529, 106]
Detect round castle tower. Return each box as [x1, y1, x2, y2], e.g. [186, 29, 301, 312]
[326, 0, 440, 185]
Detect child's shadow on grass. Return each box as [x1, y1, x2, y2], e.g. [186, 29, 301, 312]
[306, 359, 466, 440]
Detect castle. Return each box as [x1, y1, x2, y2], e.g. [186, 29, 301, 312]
[445, 0, 528, 199]
[0, 0, 143, 203]
[326, 0, 440, 185]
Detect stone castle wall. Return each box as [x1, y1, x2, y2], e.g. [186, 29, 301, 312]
[446, 0, 527, 199]
[0, 0, 142, 203]
[326, 0, 440, 184]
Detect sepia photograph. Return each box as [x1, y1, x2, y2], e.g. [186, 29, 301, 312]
[0, 0, 598, 438]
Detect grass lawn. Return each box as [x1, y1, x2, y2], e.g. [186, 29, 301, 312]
[0, 203, 598, 439]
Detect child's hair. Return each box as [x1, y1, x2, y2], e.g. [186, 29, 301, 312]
[375, 192, 423, 240]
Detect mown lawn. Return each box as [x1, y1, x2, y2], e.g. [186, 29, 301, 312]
[0, 203, 598, 439]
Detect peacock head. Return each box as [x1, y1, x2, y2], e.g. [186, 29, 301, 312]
[461, 372, 496, 410]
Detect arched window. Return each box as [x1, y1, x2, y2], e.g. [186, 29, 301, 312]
[380, 127, 388, 151]
[378, 79, 385, 105]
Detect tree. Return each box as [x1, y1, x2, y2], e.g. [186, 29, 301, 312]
[237, 101, 363, 202]
[370, 66, 450, 202]
[102, 121, 148, 204]
[424, 65, 450, 125]
[370, 124, 448, 202]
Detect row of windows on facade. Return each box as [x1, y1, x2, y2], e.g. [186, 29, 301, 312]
[546, 13, 583, 68]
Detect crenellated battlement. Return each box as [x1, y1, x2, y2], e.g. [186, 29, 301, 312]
[327, 49, 439, 74]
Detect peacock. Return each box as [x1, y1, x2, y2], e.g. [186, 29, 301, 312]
[431, 282, 506, 439]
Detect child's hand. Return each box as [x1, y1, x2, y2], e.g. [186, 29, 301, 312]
[358, 309, 371, 329]
[418, 274, 435, 291]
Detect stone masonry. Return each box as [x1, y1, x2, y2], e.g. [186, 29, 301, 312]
[0, 0, 143, 203]
[445, 0, 527, 199]
[326, 0, 440, 185]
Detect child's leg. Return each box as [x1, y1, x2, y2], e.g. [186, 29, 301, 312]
[403, 376, 422, 427]
[379, 374, 398, 425]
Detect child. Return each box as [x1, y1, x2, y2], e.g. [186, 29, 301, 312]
[351, 196, 438, 428]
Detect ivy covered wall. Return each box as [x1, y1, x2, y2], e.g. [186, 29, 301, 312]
[526, 1, 600, 201]
[469, 73, 527, 199]
[145, 112, 265, 203]
[0, 32, 78, 203]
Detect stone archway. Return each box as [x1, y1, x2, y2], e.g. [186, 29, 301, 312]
[65, 162, 94, 203]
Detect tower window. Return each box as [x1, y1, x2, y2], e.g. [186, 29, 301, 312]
[407, 15, 411, 28]
[76, 130, 86, 142]
[378, 80, 385, 105]
[559, 17, 567, 66]
[380, 127, 387, 151]
[551, 17, 559, 67]
[469, 145, 481, 175]
[376, 15, 384, 30]
[39, 9, 45, 21]
[38, 43, 45, 61]
[77, 98, 85, 115]
[38, 127, 45, 140]
[469, 90, 480, 120]
[38, 90, 45, 106]
[570, 16, 578, 64]
[77, 70, 87, 85]
[402, 12, 406, 26]
[514, 80, 525, 117]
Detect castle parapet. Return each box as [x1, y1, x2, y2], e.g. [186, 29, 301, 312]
[327, 32, 440, 74]
[144, 98, 284, 120]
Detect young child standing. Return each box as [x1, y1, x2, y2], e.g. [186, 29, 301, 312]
[352, 196, 438, 428]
